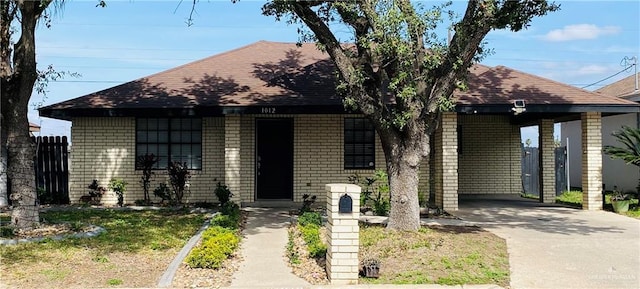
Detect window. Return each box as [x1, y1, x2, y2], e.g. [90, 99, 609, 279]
[344, 118, 375, 169]
[136, 118, 202, 169]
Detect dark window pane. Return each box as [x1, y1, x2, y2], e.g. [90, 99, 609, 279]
[148, 132, 158, 142]
[137, 117, 202, 170]
[158, 131, 169, 142]
[137, 119, 147, 130]
[192, 119, 202, 130]
[157, 118, 169, 130]
[192, 131, 202, 142]
[137, 131, 147, 142]
[344, 117, 375, 169]
[181, 131, 191, 143]
[148, 119, 158, 130]
[171, 131, 181, 143]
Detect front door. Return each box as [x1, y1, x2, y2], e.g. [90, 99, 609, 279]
[256, 118, 293, 200]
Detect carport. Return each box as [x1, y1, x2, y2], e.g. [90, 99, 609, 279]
[431, 65, 640, 211]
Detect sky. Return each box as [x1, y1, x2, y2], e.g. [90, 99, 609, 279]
[26, 0, 640, 146]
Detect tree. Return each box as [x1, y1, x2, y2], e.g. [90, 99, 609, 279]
[263, 0, 558, 230]
[1, 0, 58, 229]
[603, 126, 640, 199]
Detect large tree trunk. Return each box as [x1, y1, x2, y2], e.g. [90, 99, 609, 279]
[0, 131, 8, 208]
[378, 120, 431, 231]
[0, 1, 44, 229]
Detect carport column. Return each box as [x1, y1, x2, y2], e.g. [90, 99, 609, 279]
[434, 112, 458, 211]
[539, 119, 556, 203]
[581, 112, 603, 210]
[224, 115, 241, 203]
[325, 184, 360, 285]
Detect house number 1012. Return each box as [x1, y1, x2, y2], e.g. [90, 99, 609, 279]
[261, 107, 276, 114]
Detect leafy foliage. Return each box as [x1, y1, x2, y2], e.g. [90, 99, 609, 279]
[185, 226, 240, 269]
[167, 161, 191, 204]
[108, 178, 128, 207]
[298, 211, 322, 227]
[299, 194, 317, 214]
[604, 126, 640, 198]
[214, 182, 233, 206]
[185, 200, 242, 269]
[153, 182, 172, 204]
[604, 126, 640, 167]
[136, 153, 159, 205]
[298, 223, 327, 258]
[263, 0, 559, 230]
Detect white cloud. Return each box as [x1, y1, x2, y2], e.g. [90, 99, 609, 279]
[575, 64, 610, 76]
[543, 24, 621, 42]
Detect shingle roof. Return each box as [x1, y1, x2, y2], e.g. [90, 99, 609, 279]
[595, 73, 640, 99]
[40, 40, 638, 119]
[458, 65, 635, 105]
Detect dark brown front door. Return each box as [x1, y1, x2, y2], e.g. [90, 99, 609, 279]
[256, 118, 293, 200]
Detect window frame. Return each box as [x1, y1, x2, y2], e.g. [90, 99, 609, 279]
[135, 117, 203, 170]
[343, 117, 376, 170]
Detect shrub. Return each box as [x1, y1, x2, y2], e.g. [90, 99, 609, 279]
[214, 182, 233, 206]
[185, 226, 240, 269]
[299, 194, 317, 214]
[298, 212, 322, 227]
[136, 153, 159, 205]
[108, 178, 127, 207]
[298, 223, 327, 258]
[167, 161, 191, 203]
[220, 202, 240, 218]
[211, 214, 238, 230]
[153, 183, 172, 204]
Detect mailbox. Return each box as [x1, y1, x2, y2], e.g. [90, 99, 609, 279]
[338, 194, 353, 213]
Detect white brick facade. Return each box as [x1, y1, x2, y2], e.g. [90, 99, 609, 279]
[68, 114, 524, 207]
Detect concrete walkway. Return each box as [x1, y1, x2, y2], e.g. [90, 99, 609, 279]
[456, 195, 640, 289]
[228, 208, 310, 288]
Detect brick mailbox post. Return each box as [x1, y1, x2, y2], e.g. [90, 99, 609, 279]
[325, 183, 361, 285]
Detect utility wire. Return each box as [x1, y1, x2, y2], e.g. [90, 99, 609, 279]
[581, 64, 635, 89]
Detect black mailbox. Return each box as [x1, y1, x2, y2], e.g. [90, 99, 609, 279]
[339, 194, 353, 213]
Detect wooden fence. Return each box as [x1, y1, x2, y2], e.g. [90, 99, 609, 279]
[33, 136, 69, 204]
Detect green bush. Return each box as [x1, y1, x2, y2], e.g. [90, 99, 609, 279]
[214, 182, 233, 206]
[211, 214, 238, 230]
[298, 212, 322, 227]
[298, 223, 327, 258]
[185, 226, 240, 269]
[220, 201, 240, 217]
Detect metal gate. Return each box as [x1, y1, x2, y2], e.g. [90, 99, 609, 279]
[521, 145, 567, 196]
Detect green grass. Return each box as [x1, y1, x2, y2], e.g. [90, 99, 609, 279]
[555, 190, 640, 219]
[556, 190, 583, 207]
[107, 278, 123, 286]
[0, 209, 207, 266]
[359, 225, 510, 287]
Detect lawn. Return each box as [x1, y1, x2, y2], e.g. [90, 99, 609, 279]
[286, 219, 510, 287]
[0, 208, 206, 288]
[554, 191, 640, 219]
[359, 225, 510, 287]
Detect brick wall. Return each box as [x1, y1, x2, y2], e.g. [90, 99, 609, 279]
[69, 117, 224, 205]
[458, 115, 522, 194]
[234, 114, 385, 204]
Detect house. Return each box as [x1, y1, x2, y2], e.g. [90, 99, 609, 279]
[29, 122, 40, 137]
[39, 41, 639, 210]
[561, 72, 640, 193]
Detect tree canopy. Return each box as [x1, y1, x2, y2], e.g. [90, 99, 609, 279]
[263, 0, 559, 230]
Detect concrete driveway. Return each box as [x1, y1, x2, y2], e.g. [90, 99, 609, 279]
[455, 194, 640, 289]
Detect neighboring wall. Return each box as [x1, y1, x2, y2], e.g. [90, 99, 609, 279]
[69, 117, 225, 204]
[457, 115, 522, 194]
[561, 113, 640, 192]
